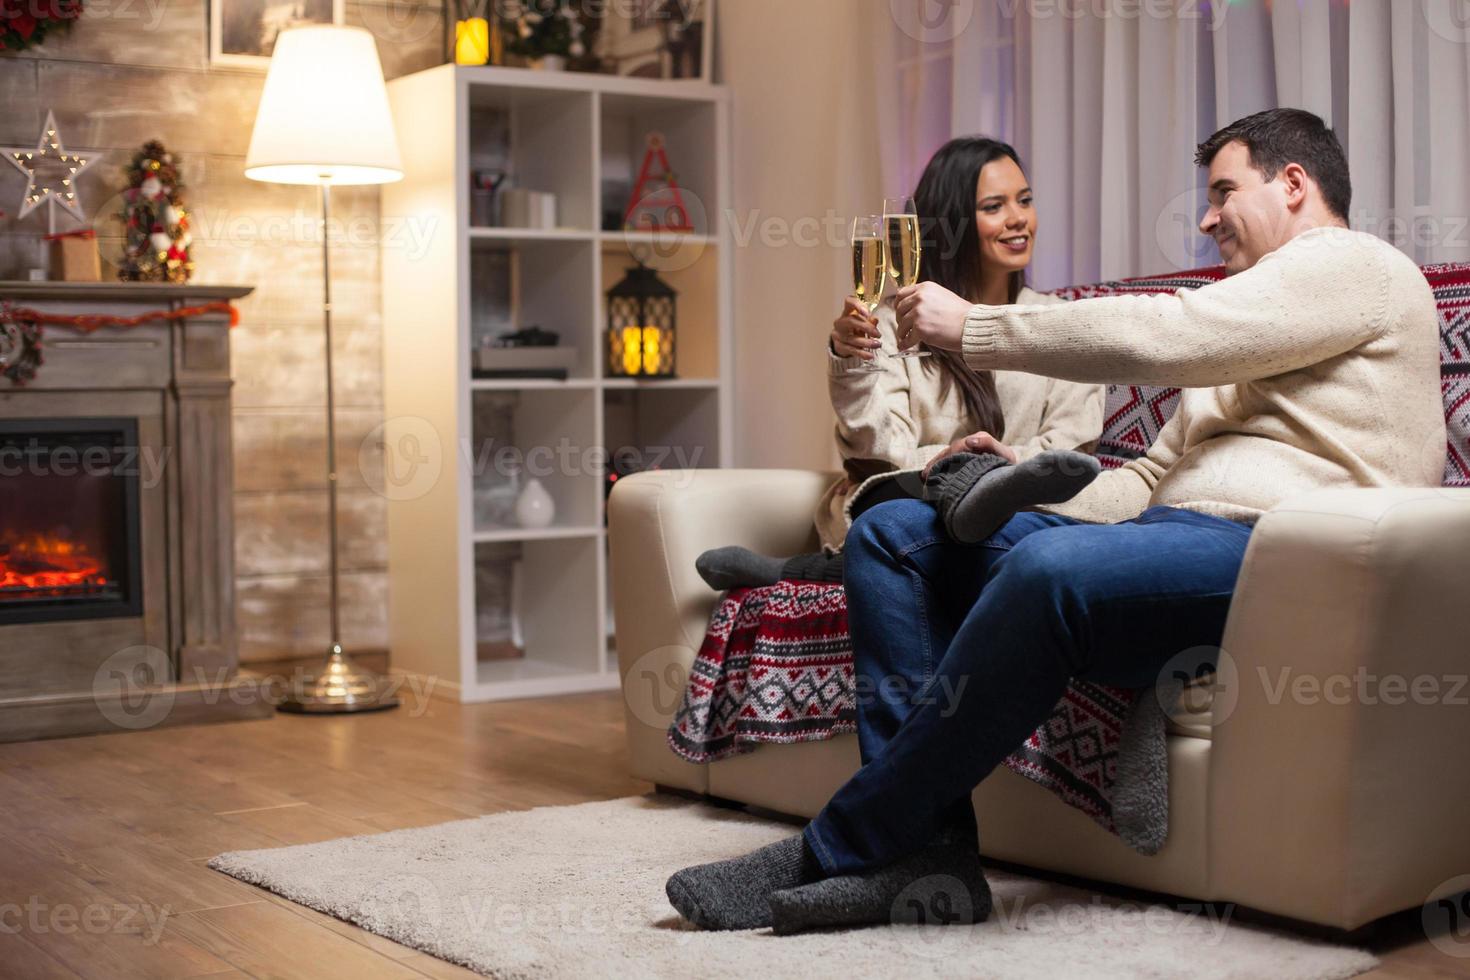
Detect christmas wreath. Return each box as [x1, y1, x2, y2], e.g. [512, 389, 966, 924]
[0, 0, 83, 52]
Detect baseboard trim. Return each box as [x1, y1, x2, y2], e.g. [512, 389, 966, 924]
[0, 673, 275, 743]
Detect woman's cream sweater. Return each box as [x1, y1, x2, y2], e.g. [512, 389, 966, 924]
[816, 286, 1106, 550]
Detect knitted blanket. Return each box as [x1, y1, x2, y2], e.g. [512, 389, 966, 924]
[668, 581, 1178, 855]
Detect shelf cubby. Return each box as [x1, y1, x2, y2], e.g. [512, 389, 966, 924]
[600, 237, 720, 381]
[604, 385, 721, 474]
[468, 85, 596, 232]
[470, 387, 601, 536]
[599, 91, 719, 235]
[471, 237, 598, 379]
[473, 535, 604, 696]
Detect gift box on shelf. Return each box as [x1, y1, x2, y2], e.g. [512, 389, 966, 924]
[45, 229, 101, 282]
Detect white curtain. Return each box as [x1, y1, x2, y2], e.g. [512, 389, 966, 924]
[873, 0, 1470, 290]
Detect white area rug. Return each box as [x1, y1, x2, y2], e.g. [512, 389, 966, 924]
[209, 795, 1376, 979]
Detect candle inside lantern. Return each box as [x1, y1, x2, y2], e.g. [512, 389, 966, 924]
[621, 325, 644, 375]
[618, 326, 665, 375]
[641, 326, 663, 367]
[455, 18, 490, 65]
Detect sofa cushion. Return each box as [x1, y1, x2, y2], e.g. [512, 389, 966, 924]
[1165, 681, 1214, 740]
[1049, 261, 1470, 486]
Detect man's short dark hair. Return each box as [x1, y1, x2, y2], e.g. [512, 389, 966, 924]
[1195, 108, 1352, 220]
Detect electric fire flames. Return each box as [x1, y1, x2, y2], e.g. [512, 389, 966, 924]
[0, 531, 109, 599]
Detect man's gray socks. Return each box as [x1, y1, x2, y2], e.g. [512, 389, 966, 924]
[768, 839, 992, 935]
[925, 450, 1101, 544]
[665, 833, 823, 930]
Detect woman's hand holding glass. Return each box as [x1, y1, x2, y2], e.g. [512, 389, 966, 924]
[831, 297, 882, 361]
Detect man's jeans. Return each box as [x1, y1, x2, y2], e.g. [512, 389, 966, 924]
[804, 499, 1253, 877]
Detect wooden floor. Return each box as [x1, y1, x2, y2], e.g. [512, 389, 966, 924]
[0, 687, 1464, 979]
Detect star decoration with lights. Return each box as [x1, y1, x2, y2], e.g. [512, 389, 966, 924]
[2, 110, 97, 227]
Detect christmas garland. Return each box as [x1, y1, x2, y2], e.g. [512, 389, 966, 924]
[0, 300, 238, 386]
[0, 0, 83, 51]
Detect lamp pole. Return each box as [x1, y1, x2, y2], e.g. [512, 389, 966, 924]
[276, 178, 399, 713]
[321, 180, 341, 648]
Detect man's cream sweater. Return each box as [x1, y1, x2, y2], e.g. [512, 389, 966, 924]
[959, 227, 1447, 526]
[817, 287, 1106, 549]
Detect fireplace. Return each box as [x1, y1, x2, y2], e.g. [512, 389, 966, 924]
[0, 279, 264, 742]
[0, 419, 144, 626]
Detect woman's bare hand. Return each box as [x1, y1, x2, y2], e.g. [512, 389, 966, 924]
[921, 431, 1018, 479]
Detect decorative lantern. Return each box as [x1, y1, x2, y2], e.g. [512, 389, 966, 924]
[606, 261, 677, 378]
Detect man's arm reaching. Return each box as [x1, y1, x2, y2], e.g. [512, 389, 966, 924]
[898, 229, 1394, 388]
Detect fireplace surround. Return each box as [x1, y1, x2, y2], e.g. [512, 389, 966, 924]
[0, 281, 268, 740]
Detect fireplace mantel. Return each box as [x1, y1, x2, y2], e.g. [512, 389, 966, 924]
[0, 281, 254, 304]
[1, 281, 267, 741]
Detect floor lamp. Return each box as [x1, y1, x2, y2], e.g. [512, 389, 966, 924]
[244, 25, 404, 712]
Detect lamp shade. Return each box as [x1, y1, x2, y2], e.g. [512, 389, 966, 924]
[244, 26, 403, 186]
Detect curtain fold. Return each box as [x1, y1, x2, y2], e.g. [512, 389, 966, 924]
[875, 0, 1470, 284]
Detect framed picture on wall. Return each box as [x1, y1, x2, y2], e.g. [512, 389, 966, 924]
[210, 0, 345, 68]
[588, 0, 714, 81]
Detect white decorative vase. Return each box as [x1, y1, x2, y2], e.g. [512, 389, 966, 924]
[530, 54, 566, 71]
[515, 477, 556, 528]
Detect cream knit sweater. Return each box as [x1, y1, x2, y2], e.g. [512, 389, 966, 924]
[817, 286, 1106, 550]
[960, 227, 1446, 526]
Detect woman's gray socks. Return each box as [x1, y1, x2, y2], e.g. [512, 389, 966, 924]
[925, 450, 1102, 544]
[695, 547, 846, 590]
[778, 550, 846, 584]
[695, 546, 785, 590]
[768, 840, 992, 935]
[665, 833, 823, 930]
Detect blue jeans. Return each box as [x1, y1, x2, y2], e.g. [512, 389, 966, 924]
[805, 500, 1253, 876]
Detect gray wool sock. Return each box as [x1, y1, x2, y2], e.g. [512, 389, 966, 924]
[665, 833, 822, 930]
[768, 840, 992, 936]
[926, 449, 1101, 544]
[778, 550, 846, 584]
[695, 546, 785, 591]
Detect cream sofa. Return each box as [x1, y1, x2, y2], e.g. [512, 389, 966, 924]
[609, 467, 1470, 931]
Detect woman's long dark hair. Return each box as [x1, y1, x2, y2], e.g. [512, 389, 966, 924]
[907, 136, 1027, 439]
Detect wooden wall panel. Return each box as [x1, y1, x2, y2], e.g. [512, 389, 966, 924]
[0, 13, 445, 662]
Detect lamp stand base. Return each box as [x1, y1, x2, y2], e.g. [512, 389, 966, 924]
[276, 644, 401, 714]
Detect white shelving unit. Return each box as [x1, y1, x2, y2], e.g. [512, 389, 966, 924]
[380, 64, 732, 702]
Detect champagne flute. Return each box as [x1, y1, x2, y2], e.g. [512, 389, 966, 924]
[848, 214, 887, 372]
[883, 196, 929, 359]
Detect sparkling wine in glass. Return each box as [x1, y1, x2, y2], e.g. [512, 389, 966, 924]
[884, 196, 929, 359]
[848, 215, 887, 372]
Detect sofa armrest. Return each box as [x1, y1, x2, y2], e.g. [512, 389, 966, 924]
[1207, 487, 1470, 929]
[607, 468, 837, 789]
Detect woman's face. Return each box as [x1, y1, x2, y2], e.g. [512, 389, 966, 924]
[973, 156, 1035, 277]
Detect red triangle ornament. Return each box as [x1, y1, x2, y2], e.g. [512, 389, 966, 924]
[623, 132, 694, 233]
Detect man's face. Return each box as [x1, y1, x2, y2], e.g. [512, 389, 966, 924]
[1198, 141, 1292, 274]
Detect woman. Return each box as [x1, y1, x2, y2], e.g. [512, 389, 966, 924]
[696, 137, 1106, 589]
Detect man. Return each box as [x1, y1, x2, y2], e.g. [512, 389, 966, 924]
[664, 108, 1445, 935]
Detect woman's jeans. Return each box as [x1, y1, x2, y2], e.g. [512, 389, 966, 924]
[803, 498, 1253, 876]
